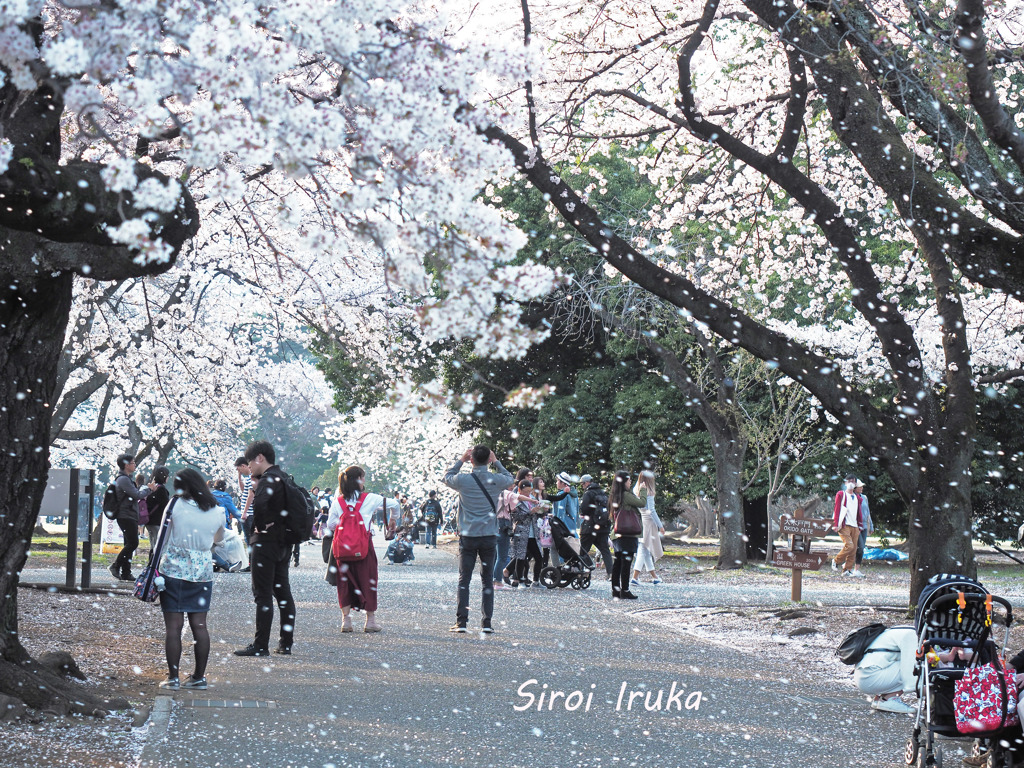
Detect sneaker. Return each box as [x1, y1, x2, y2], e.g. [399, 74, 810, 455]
[652, 578, 663, 585]
[850, 569, 866, 578]
[492, 583, 506, 590]
[630, 578, 641, 587]
[842, 569, 852, 577]
[871, 698, 914, 714]
[273, 643, 292, 655]
[181, 676, 207, 690]
[831, 559, 838, 571]
[158, 678, 180, 690]
[517, 583, 528, 590]
[233, 644, 270, 657]
[480, 626, 495, 634]
[228, 561, 243, 573]
[108, 563, 120, 580]
[963, 751, 991, 767]
[531, 582, 544, 589]
[620, 591, 639, 600]
[122, 572, 136, 581]
[449, 624, 467, 633]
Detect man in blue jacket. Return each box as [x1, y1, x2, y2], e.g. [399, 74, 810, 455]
[550, 472, 580, 535]
[443, 445, 514, 634]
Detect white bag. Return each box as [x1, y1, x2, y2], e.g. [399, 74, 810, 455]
[213, 529, 248, 570]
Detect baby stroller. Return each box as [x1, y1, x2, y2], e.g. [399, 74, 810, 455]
[539, 516, 595, 590]
[906, 574, 1016, 768]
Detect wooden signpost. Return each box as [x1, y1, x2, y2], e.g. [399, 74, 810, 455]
[772, 507, 832, 601]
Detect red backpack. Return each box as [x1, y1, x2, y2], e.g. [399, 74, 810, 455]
[332, 494, 371, 562]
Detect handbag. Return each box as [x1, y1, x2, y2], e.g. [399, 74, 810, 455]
[133, 498, 176, 602]
[323, 534, 339, 586]
[954, 660, 1020, 734]
[613, 503, 643, 537]
[384, 500, 397, 541]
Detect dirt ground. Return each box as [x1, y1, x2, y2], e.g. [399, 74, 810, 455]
[6, 546, 1024, 767]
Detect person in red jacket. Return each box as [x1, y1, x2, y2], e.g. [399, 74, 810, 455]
[832, 474, 865, 577]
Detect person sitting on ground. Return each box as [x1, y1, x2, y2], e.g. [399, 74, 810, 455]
[852, 625, 918, 714]
[385, 531, 415, 565]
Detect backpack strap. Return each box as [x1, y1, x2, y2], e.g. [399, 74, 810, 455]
[149, 497, 177, 570]
[337, 492, 368, 519]
[470, 472, 497, 512]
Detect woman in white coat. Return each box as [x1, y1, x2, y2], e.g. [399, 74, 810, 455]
[631, 471, 665, 586]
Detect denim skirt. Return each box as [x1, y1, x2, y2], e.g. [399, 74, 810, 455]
[159, 576, 213, 614]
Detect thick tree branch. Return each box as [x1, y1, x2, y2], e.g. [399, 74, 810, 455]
[482, 122, 918, 493]
[955, 0, 1024, 175]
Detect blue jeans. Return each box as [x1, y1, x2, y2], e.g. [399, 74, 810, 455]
[212, 549, 232, 571]
[493, 529, 511, 582]
[456, 535, 496, 628]
[425, 522, 438, 546]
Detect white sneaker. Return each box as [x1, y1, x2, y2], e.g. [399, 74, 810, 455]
[871, 698, 915, 714]
[831, 559, 838, 571]
[850, 569, 866, 578]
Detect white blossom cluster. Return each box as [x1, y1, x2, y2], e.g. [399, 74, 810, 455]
[1, 0, 560, 361]
[461, 0, 1024, 410]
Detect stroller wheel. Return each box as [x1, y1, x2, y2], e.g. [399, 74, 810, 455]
[932, 743, 943, 768]
[579, 573, 591, 590]
[539, 566, 560, 589]
[571, 576, 584, 590]
[904, 735, 919, 766]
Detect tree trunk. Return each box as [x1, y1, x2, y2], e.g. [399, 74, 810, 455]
[712, 428, 747, 570]
[0, 269, 117, 714]
[907, 454, 976, 604]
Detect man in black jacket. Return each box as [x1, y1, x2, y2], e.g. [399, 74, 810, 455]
[578, 475, 613, 578]
[234, 440, 296, 657]
[109, 453, 154, 581]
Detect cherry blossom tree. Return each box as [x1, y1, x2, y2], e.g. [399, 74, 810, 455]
[0, 0, 552, 713]
[474, 0, 1024, 602]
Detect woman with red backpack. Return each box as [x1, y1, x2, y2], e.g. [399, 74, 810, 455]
[324, 465, 394, 633]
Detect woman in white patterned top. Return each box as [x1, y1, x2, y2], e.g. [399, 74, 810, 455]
[156, 468, 225, 691]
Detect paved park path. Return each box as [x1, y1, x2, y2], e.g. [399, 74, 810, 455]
[132, 541, 917, 768]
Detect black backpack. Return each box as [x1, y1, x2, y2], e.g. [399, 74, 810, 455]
[590, 490, 610, 524]
[423, 499, 442, 523]
[836, 623, 887, 665]
[280, 474, 317, 545]
[102, 483, 119, 520]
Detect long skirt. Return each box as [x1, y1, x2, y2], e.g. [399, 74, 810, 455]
[336, 544, 379, 612]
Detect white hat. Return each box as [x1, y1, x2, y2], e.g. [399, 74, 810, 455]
[556, 471, 573, 484]
[854, 479, 865, 488]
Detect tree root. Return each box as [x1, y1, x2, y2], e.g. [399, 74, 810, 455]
[0, 656, 128, 717]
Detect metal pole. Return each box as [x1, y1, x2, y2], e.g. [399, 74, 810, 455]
[66, 468, 79, 589]
[790, 508, 804, 602]
[81, 470, 94, 589]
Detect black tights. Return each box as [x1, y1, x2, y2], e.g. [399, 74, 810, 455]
[612, 537, 638, 594]
[514, 539, 544, 582]
[163, 612, 210, 680]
